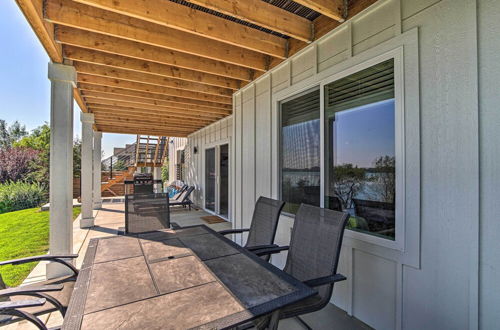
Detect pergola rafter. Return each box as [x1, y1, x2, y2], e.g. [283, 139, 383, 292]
[15, 0, 379, 136]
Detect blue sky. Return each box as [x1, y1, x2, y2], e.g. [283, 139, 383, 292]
[0, 1, 135, 157]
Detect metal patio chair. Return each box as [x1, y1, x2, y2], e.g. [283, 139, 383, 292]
[254, 204, 349, 329]
[218, 196, 285, 261]
[125, 193, 170, 233]
[169, 186, 195, 210]
[0, 254, 79, 329]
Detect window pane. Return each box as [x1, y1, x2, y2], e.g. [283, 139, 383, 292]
[280, 89, 321, 214]
[325, 59, 396, 240]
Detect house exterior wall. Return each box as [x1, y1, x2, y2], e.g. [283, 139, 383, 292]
[478, 0, 500, 329]
[183, 0, 500, 328]
[167, 137, 187, 184]
[183, 117, 233, 212]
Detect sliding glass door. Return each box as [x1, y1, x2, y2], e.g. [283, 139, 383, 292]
[205, 148, 216, 212]
[204, 143, 229, 217]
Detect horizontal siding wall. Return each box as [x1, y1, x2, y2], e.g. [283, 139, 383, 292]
[228, 0, 487, 329]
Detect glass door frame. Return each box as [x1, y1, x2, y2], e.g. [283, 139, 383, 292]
[202, 139, 231, 219]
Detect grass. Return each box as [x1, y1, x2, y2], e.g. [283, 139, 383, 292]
[0, 206, 81, 287]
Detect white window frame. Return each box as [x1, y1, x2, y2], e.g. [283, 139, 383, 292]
[275, 48, 405, 252]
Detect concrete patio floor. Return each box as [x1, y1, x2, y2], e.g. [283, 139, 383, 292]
[3, 201, 371, 330]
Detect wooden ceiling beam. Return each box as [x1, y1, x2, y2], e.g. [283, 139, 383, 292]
[86, 101, 224, 120]
[81, 90, 230, 115]
[55, 26, 254, 81]
[94, 118, 203, 131]
[93, 115, 205, 130]
[15, 0, 88, 111]
[74, 62, 233, 98]
[77, 74, 233, 105]
[16, 0, 62, 62]
[73, 0, 287, 58]
[44, 0, 267, 71]
[78, 83, 231, 110]
[186, 0, 312, 42]
[64, 46, 241, 90]
[96, 125, 191, 137]
[90, 106, 217, 125]
[293, 0, 345, 21]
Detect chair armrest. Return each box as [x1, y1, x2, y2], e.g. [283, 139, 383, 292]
[0, 284, 63, 297]
[246, 244, 279, 252]
[0, 298, 47, 311]
[0, 254, 78, 266]
[0, 255, 79, 276]
[303, 274, 347, 288]
[255, 245, 290, 257]
[218, 228, 250, 236]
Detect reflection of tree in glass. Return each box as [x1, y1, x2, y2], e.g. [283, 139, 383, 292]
[371, 156, 395, 203]
[333, 164, 365, 208]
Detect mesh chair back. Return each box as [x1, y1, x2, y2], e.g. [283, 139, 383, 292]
[284, 204, 349, 308]
[125, 193, 170, 234]
[245, 197, 285, 248]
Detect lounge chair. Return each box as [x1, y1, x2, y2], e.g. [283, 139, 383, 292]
[0, 254, 78, 329]
[218, 196, 285, 261]
[172, 185, 188, 201]
[255, 204, 349, 329]
[170, 186, 195, 210]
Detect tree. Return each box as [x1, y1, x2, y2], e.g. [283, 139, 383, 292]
[161, 162, 169, 183]
[372, 155, 396, 203]
[0, 120, 27, 148]
[0, 147, 39, 183]
[332, 164, 366, 209]
[15, 124, 51, 188]
[113, 159, 127, 171]
[14, 123, 82, 188]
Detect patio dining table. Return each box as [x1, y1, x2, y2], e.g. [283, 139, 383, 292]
[62, 225, 316, 330]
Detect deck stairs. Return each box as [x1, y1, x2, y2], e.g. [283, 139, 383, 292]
[100, 166, 136, 195]
[135, 135, 169, 168]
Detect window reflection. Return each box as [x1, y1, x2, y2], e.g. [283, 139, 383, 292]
[325, 59, 396, 240]
[280, 89, 321, 214]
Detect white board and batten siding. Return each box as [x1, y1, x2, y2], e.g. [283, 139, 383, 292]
[181, 117, 233, 216]
[183, 0, 500, 329]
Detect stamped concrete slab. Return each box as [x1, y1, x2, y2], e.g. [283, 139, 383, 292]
[84, 256, 156, 314]
[149, 256, 216, 294]
[93, 236, 142, 263]
[81, 282, 245, 330]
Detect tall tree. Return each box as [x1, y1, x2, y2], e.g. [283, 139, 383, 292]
[0, 120, 27, 148]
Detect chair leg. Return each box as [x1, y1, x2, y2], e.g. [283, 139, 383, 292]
[295, 316, 312, 330]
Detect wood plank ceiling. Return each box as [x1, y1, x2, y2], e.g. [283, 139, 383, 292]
[16, 0, 378, 137]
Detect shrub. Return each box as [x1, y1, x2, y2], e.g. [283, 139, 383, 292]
[0, 147, 39, 183]
[0, 181, 46, 214]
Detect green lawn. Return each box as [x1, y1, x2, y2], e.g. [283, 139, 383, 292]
[0, 207, 81, 287]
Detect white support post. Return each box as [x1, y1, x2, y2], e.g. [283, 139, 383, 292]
[93, 131, 102, 209]
[153, 167, 162, 192]
[47, 63, 76, 279]
[80, 113, 95, 228]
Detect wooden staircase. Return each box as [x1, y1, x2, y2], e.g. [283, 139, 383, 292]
[100, 165, 136, 196]
[135, 135, 169, 168]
